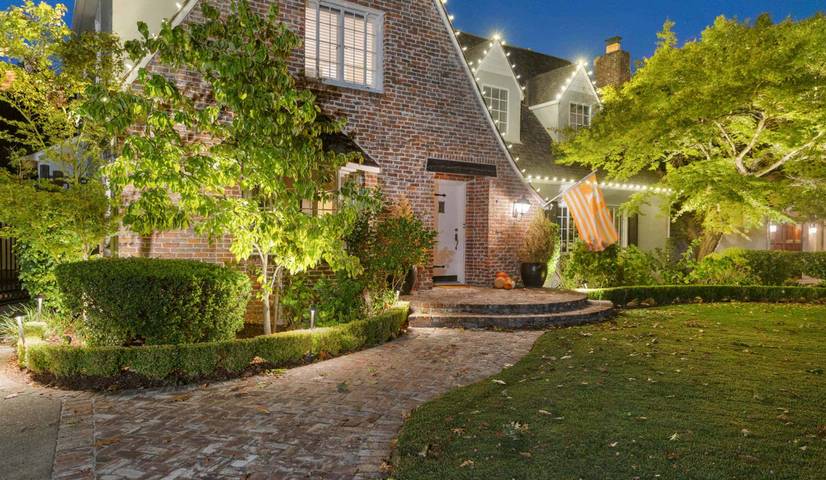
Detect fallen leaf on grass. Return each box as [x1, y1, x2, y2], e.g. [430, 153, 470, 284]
[459, 459, 474, 468]
[669, 433, 679, 441]
[537, 410, 552, 416]
[492, 379, 506, 385]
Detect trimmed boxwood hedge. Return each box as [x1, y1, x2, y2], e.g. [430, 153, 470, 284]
[56, 258, 251, 346]
[21, 305, 408, 388]
[586, 285, 826, 308]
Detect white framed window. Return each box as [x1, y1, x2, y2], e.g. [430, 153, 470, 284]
[482, 85, 509, 134]
[304, 0, 383, 92]
[557, 204, 622, 252]
[569, 103, 591, 130]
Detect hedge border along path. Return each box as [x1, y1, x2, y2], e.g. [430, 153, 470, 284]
[585, 285, 826, 308]
[19, 305, 409, 390]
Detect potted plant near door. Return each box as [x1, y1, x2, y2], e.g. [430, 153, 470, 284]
[518, 211, 559, 288]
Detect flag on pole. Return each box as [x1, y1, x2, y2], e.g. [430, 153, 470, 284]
[562, 173, 619, 252]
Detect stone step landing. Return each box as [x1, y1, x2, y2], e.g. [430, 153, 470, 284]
[403, 287, 614, 330]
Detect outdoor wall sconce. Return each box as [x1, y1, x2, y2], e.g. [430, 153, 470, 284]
[769, 224, 778, 233]
[513, 196, 531, 218]
[809, 225, 819, 235]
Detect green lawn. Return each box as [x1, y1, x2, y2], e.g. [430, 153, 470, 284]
[394, 304, 826, 479]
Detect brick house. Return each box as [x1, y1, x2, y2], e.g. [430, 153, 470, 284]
[73, 0, 551, 319]
[71, 1, 825, 319]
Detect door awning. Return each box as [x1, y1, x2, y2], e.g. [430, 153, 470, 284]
[322, 132, 381, 173]
[426, 158, 497, 177]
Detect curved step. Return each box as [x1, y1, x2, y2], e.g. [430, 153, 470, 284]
[411, 297, 591, 315]
[407, 288, 590, 315]
[409, 300, 615, 330]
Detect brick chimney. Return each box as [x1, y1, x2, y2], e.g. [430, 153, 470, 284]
[594, 36, 631, 89]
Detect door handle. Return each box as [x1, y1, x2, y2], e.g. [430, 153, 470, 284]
[454, 229, 459, 250]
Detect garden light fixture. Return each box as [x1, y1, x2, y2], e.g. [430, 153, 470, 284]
[36, 295, 43, 322]
[310, 306, 317, 329]
[513, 196, 531, 218]
[15, 315, 25, 349]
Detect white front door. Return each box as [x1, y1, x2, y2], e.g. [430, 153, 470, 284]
[433, 180, 466, 283]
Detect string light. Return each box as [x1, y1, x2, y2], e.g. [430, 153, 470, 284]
[441, 3, 632, 202]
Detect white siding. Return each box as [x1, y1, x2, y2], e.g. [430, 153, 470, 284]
[111, 0, 182, 43]
[474, 43, 522, 144]
[636, 198, 669, 251]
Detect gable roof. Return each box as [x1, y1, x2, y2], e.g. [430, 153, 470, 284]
[457, 32, 572, 87]
[527, 63, 579, 106]
[510, 104, 589, 182]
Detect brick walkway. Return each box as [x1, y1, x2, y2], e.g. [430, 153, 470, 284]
[52, 328, 541, 479]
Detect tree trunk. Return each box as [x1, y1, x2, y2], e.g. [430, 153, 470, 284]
[272, 267, 283, 333]
[697, 232, 723, 260]
[261, 255, 272, 335]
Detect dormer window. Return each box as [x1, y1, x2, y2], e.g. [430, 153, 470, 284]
[304, 0, 384, 92]
[570, 103, 592, 130]
[482, 85, 509, 134]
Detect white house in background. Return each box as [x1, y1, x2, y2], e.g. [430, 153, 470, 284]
[459, 33, 671, 252]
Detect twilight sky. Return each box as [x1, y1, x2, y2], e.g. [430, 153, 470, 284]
[1, 0, 823, 63]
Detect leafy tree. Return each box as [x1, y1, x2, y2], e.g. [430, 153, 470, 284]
[83, 0, 369, 334]
[560, 14, 826, 257]
[0, 172, 116, 298]
[0, 1, 123, 300]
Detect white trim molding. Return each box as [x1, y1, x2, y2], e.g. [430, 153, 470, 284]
[433, 0, 544, 204]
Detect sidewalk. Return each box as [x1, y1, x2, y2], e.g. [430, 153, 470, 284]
[0, 345, 62, 480]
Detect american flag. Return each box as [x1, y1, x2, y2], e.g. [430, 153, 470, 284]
[562, 173, 619, 252]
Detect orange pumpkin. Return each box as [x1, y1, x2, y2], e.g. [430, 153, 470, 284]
[504, 279, 515, 290]
[494, 277, 507, 289]
[495, 271, 509, 279]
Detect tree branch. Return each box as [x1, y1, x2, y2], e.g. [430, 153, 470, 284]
[714, 121, 737, 158]
[755, 131, 825, 177]
[733, 112, 766, 175]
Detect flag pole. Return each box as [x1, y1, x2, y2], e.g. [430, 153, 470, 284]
[541, 171, 598, 208]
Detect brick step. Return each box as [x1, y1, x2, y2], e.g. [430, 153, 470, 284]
[409, 300, 615, 330]
[409, 296, 590, 315]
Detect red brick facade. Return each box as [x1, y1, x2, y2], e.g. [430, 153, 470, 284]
[119, 0, 540, 323]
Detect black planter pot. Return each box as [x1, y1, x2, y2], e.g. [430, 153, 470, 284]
[520, 262, 548, 288]
[401, 267, 417, 295]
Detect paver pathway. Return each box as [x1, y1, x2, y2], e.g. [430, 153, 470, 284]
[52, 328, 541, 479]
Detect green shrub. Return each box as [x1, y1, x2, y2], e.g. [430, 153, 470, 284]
[686, 250, 759, 286]
[801, 252, 826, 284]
[688, 249, 818, 286]
[23, 305, 408, 387]
[56, 258, 251, 346]
[561, 242, 622, 288]
[561, 243, 664, 288]
[618, 245, 658, 286]
[281, 271, 366, 328]
[586, 285, 826, 307]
